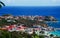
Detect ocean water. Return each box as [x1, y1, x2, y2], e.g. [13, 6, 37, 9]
[0, 6, 60, 36]
[0, 6, 60, 17]
[0, 6, 60, 28]
[49, 30, 60, 36]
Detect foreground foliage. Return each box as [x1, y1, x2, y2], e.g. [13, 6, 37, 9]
[0, 30, 45, 38]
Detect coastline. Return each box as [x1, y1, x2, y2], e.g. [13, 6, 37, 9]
[0, 6, 60, 37]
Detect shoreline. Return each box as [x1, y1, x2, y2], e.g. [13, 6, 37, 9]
[0, 14, 60, 37]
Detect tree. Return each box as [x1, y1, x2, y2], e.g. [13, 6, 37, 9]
[40, 31, 45, 34]
[0, 1, 5, 8]
[39, 35, 44, 38]
[50, 34, 54, 38]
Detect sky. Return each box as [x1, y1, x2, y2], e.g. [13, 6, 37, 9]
[0, 0, 60, 6]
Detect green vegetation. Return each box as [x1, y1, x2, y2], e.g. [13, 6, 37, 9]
[0, 30, 45, 38]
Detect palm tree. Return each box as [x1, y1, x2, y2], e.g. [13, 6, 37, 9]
[0, 1, 5, 8]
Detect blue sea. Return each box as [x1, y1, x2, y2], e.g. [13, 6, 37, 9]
[0, 6, 60, 27]
[0, 6, 60, 36]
